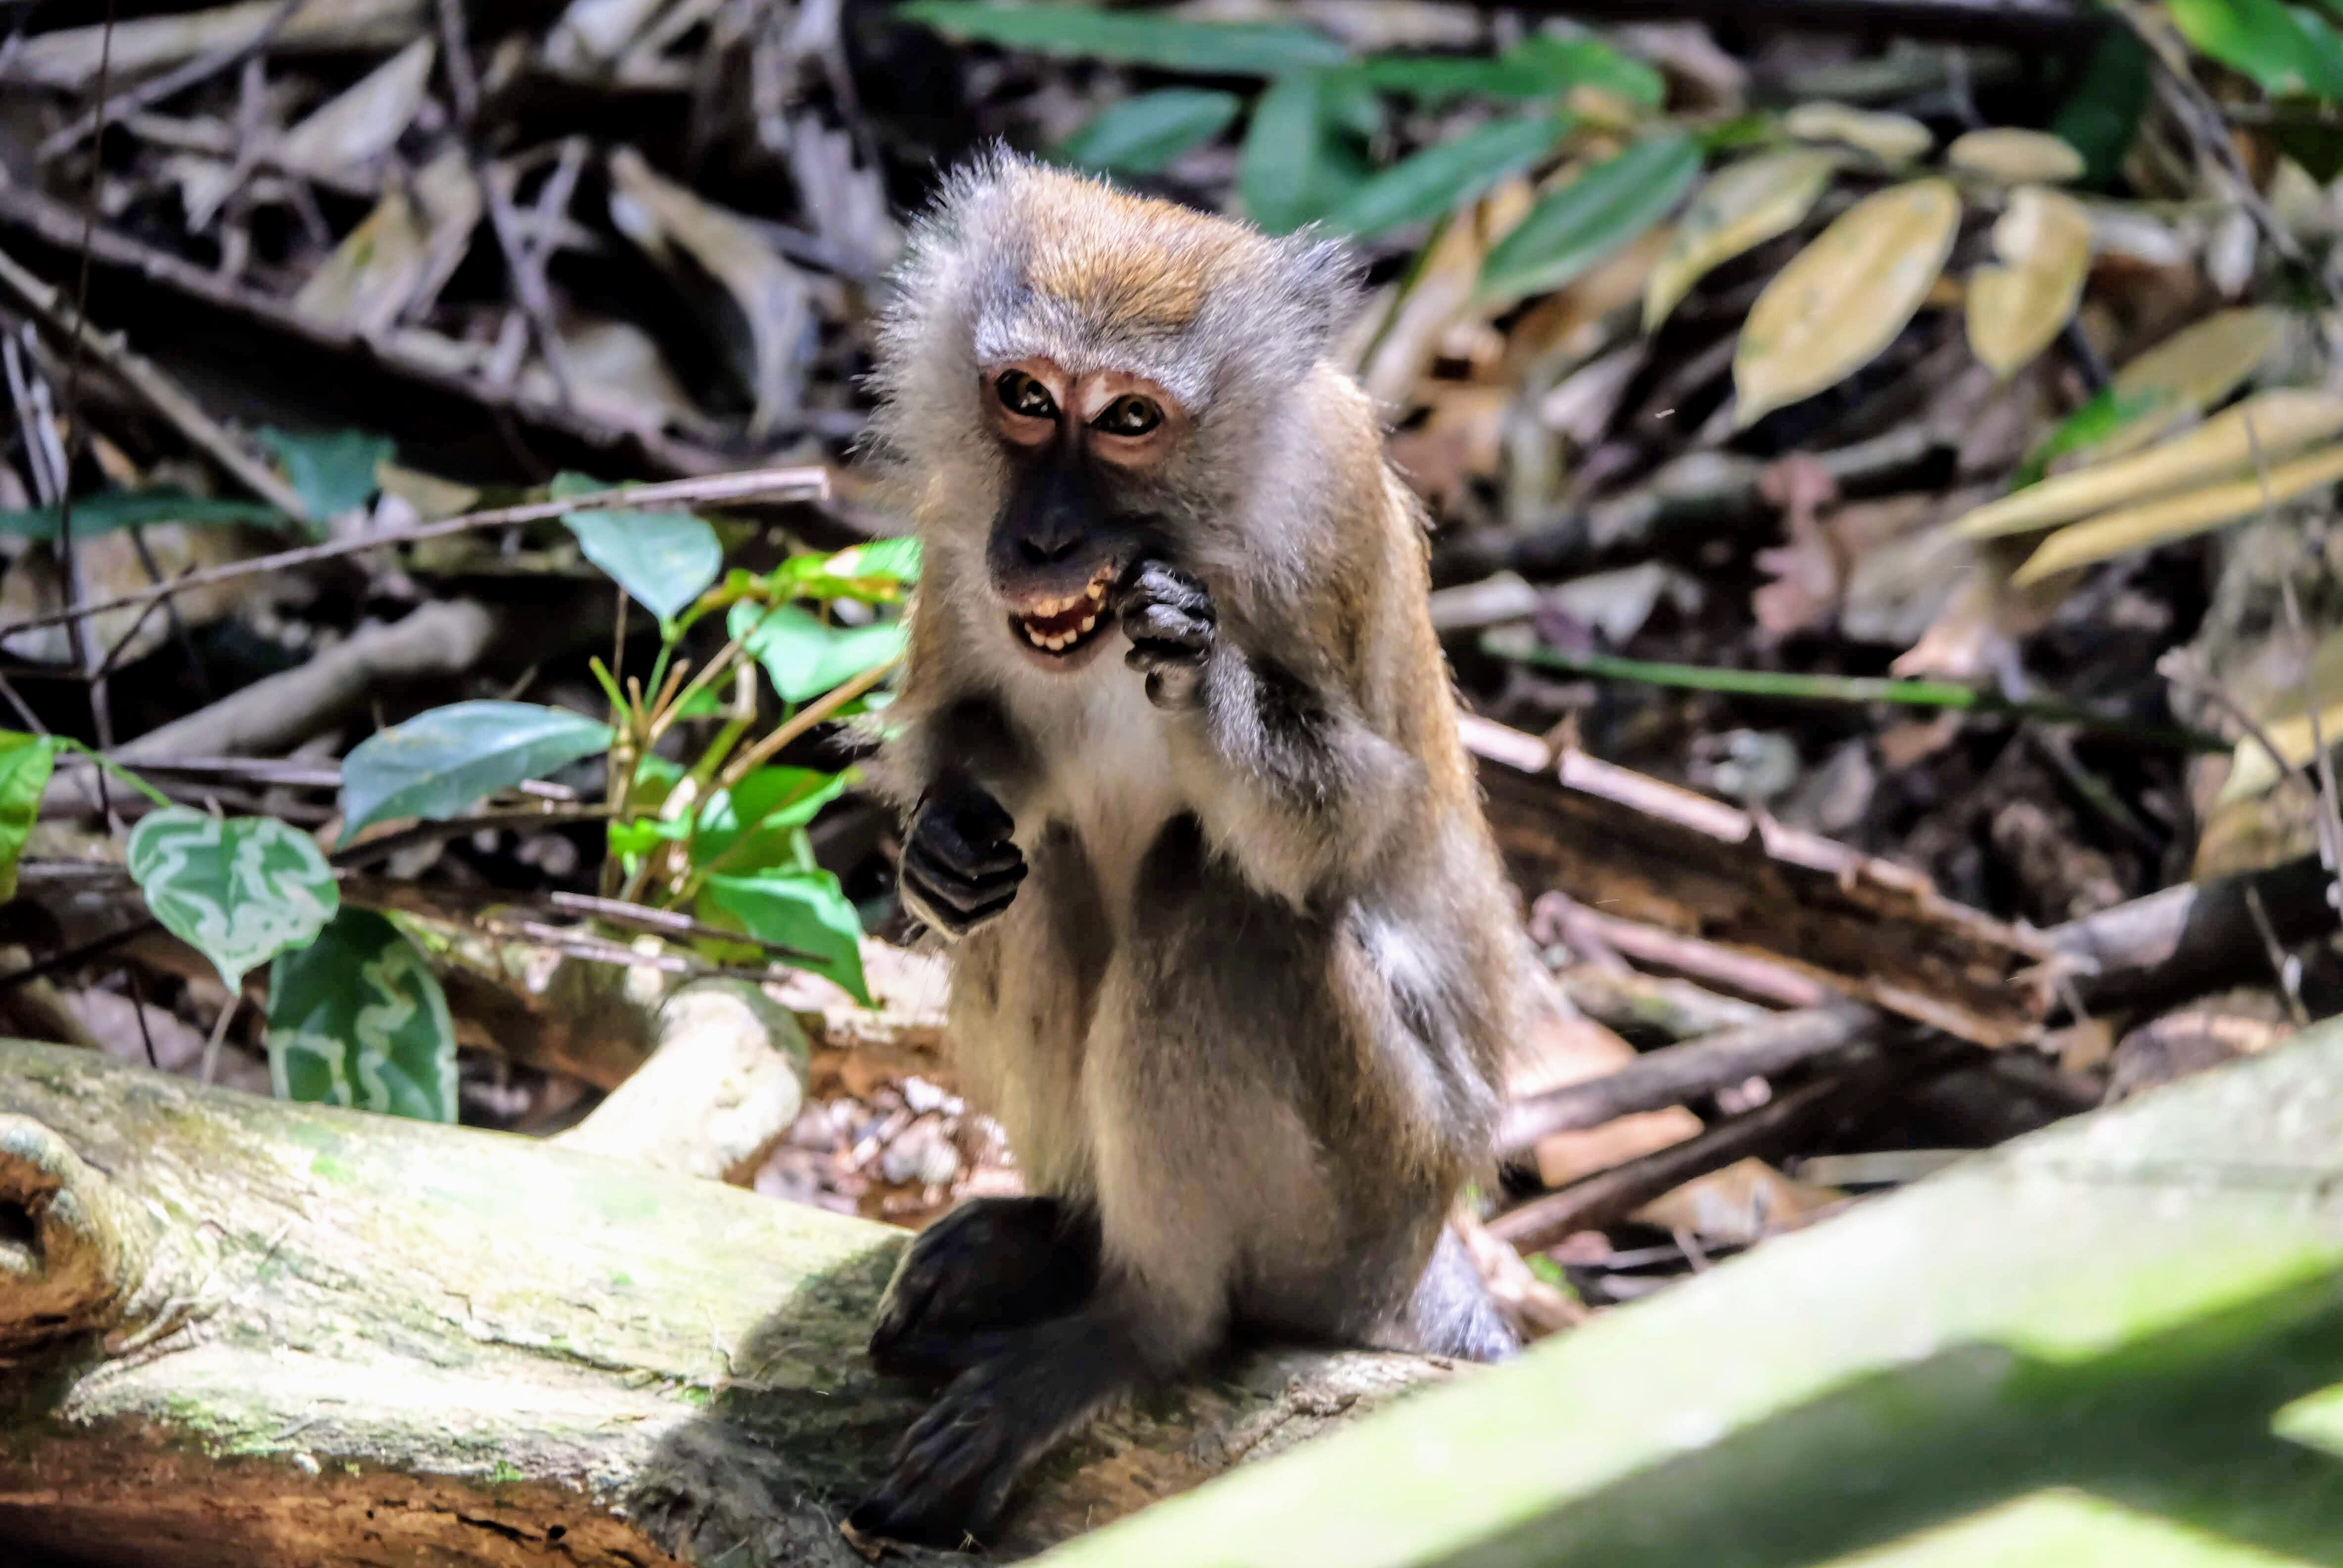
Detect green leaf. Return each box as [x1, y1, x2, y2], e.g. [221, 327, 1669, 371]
[562, 509, 724, 623]
[1355, 36, 1660, 106]
[256, 427, 393, 524]
[1324, 115, 1569, 238]
[1240, 70, 1374, 234]
[341, 701, 614, 837]
[1478, 133, 1702, 305]
[2011, 386, 2175, 487]
[695, 766, 847, 874]
[699, 869, 870, 1003]
[266, 907, 457, 1122]
[0, 488, 285, 541]
[729, 602, 906, 704]
[127, 808, 340, 990]
[2050, 22, 2153, 187]
[898, 1, 1345, 76]
[766, 537, 924, 605]
[550, 471, 725, 623]
[2169, 0, 2343, 98]
[1060, 88, 1242, 174]
[0, 731, 58, 902]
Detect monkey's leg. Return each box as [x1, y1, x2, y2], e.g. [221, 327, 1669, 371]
[869, 1196, 1100, 1380]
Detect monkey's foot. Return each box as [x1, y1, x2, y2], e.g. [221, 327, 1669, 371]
[899, 780, 1026, 937]
[852, 1320, 1125, 1548]
[870, 1197, 1097, 1380]
[1119, 558, 1215, 709]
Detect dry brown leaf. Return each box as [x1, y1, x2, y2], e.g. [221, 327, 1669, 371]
[1965, 185, 2090, 378]
[1642, 148, 1837, 330]
[275, 35, 436, 180]
[1954, 389, 2343, 538]
[293, 148, 480, 334]
[1362, 181, 1530, 408]
[13, 0, 424, 87]
[1734, 179, 1961, 427]
[1782, 101, 1933, 163]
[1945, 128, 2086, 184]
[2015, 443, 2343, 587]
[1632, 1157, 1843, 1246]
[608, 145, 812, 440]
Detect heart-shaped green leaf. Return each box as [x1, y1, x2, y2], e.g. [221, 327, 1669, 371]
[267, 907, 457, 1122]
[0, 731, 58, 902]
[341, 701, 614, 837]
[699, 869, 870, 1004]
[1060, 88, 1242, 174]
[729, 603, 906, 705]
[562, 508, 724, 623]
[257, 426, 393, 527]
[128, 808, 340, 990]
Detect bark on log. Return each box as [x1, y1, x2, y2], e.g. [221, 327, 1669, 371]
[0, 1042, 1451, 1567]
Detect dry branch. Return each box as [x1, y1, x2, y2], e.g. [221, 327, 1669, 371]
[0, 1041, 1452, 1567]
[1461, 716, 2055, 1046]
[1497, 1003, 1881, 1155]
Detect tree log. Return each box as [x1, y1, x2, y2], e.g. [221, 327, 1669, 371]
[0, 1042, 1451, 1567]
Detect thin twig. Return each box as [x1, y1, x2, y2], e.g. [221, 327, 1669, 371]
[0, 243, 310, 522]
[714, 651, 899, 791]
[3, 464, 831, 638]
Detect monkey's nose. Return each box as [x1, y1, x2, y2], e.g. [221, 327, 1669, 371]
[1017, 530, 1086, 565]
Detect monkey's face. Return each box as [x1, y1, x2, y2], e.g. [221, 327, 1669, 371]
[979, 355, 1186, 672]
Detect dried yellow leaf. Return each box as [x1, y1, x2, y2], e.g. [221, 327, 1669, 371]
[2218, 627, 2343, 802]
[1946, 128, 2086, 184]
[1733, 179, 1960, 428]
[2012, 443, 2343, 585]
[1783, 101, 1933, 164]
[1642, 149, 1838, 331]
[1965, 185, 2090, 378]
[1953, 389, 2343, 537]
[2112, 307, 2285, 410]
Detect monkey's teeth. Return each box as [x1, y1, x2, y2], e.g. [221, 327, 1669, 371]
[1077, 612, 1096, 634]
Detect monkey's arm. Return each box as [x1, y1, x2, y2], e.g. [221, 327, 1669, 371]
[1122, 560, 1417, 901]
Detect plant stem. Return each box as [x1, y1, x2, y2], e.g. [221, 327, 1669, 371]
[1483, 636, 2228, 753]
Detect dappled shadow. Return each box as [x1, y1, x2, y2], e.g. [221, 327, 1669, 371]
[1435, 1271, 2343, 1568]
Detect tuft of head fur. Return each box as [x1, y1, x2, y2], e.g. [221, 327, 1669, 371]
[862, 147, 1360, 511]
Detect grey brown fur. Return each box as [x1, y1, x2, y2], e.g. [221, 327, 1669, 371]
[849, 150, 1524, 1547]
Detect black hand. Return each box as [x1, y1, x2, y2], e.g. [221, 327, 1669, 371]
[1119, 558, 1215, 709]
[899, 780, 1024, 937]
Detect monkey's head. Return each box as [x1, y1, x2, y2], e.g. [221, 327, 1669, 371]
[867, 149, 1359, 674]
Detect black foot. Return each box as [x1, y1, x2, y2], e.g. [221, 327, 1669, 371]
[869, 1197, 1099, 1381]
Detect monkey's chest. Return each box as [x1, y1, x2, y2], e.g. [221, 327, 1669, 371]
[1020, 675, 1187, 932]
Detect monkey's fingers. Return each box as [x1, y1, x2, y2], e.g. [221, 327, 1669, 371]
[851, 1375, 1027, 1548]
[911, 808, 1025, 879]
[900, 853, 1024, 933]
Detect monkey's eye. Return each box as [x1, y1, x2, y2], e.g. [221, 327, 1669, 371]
[995, 370, 1058, 421]
[1093, 394, 1164, 438]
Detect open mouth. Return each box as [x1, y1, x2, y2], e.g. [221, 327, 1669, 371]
[1010, 570, 1114, 658]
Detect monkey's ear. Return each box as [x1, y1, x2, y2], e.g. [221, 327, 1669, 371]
[1274, 231, 1363, 351]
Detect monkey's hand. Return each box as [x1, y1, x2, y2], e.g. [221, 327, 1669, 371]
[898, 780, 1025, 938]
[1119, 558, 1216, 709]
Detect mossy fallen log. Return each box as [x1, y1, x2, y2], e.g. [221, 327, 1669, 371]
[0, 1042, 1450, 1567]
